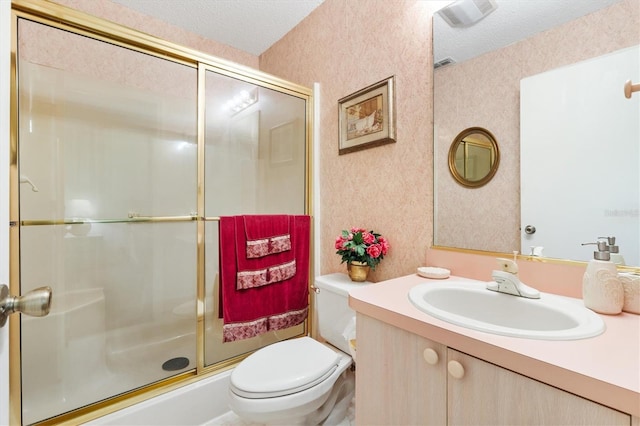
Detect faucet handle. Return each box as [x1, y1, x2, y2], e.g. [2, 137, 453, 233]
[496, 258, 518, 274]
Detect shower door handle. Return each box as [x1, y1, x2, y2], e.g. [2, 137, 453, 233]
[0, 284, 52, 327]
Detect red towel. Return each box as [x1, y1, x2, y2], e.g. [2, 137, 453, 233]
[243, 215, 291, 259]
[235, 216, 295, 290]
[219, 215, 310, 342]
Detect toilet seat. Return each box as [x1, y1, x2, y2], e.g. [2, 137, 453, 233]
[230, 337, 341, 399]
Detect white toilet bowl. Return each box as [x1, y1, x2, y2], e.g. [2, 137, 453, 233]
[228, 274, 368, 425]
[227, 337, 354, 425]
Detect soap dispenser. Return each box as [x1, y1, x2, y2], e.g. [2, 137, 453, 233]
[600, 236, 625, 266]
[581, 239, 624, 315]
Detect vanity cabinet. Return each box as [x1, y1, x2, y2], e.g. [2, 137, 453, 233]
[355, 313, 447, 424]
[355, 314, 631, 426]
[447, 349, 630, 425]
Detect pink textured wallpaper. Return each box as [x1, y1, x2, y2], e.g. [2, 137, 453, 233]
[434, 0, 640, 254]
[260, 0, 439, 282]
[18, 19, 196, 100]
[52, 0, 259, 69]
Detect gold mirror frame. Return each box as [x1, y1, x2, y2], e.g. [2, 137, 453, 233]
[448, 127, 500, 188]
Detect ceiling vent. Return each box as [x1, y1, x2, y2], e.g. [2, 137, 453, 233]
[437, 0, 498, 28]
[434, 57, 456, 69]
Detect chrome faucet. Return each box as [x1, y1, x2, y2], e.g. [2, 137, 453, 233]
[486, 257, 540, 299]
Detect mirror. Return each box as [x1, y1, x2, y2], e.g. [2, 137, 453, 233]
[448, 127, 499, 188]
[433, 0, 640, 266]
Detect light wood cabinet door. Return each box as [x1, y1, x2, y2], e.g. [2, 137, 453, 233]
[355, 314, 447, 425]
[447, 349, 630, 425]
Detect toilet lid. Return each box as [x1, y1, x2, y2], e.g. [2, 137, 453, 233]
[230, 337, 341, 399]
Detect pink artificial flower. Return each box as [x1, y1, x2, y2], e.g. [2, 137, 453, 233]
[362, 231, 375, 245]
[366, 244, 382, 259]
[378, 236, 390, 255]
[336, 227, 388, 270]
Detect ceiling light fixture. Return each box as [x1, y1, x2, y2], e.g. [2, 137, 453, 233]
[223, 88, 258, 115]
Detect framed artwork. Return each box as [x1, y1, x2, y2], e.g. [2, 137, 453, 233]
[338, 76, 396, 155]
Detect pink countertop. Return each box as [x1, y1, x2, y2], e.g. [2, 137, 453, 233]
[348, 273, 640, 417]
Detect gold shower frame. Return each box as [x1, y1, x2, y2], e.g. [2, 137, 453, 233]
[8, 1, 314, 424]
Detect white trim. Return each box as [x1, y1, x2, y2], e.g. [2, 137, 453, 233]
[313, 83, 321, 276]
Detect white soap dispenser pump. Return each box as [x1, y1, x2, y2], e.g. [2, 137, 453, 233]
[600, 236, 625, 266]
[581, 239, 624, 315]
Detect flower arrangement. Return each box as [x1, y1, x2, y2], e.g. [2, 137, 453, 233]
[335, 227, 390, 270]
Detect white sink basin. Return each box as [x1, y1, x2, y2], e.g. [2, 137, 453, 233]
[408, 279, 605, 340]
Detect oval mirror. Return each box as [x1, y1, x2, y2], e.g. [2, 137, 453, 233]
[448, 127, 500, 188]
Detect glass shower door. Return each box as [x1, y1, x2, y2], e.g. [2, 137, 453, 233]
[14, 6, 312, 423]
[202, 69, 308, 366]
[17, 18, 197, 424]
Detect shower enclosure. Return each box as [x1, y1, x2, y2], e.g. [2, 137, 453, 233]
[10, 2, 311, 424]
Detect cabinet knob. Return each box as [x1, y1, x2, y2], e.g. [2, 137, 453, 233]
[423, 348, 439, 365]
[447, 360, 465, 379]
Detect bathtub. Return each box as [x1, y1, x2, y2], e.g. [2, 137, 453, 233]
[86, 367, 356, 426]
[84, 369, 233, 425]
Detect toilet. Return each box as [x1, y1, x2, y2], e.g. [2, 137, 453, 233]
[227, 273, 369, 425]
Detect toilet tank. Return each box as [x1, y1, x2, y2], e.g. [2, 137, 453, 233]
[315, 273, 371, 354]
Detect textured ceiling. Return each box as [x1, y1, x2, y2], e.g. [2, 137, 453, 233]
[434, 0, 623, 65]
[110, 0, 325, 56]
[111, 0, 623, 62]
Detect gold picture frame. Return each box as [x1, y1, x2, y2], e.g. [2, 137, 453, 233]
[338, 76, 396, 155]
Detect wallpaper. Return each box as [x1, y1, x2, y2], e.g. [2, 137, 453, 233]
[52, 0, 259, 69]
[260, 0, 439, 281]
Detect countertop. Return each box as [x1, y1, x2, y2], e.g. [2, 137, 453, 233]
[348, 273, 640, 417]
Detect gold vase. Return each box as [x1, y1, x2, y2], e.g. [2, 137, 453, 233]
[348, 261, 370, 282]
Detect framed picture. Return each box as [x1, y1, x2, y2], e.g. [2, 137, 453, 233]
[338, 76, 396, 155]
